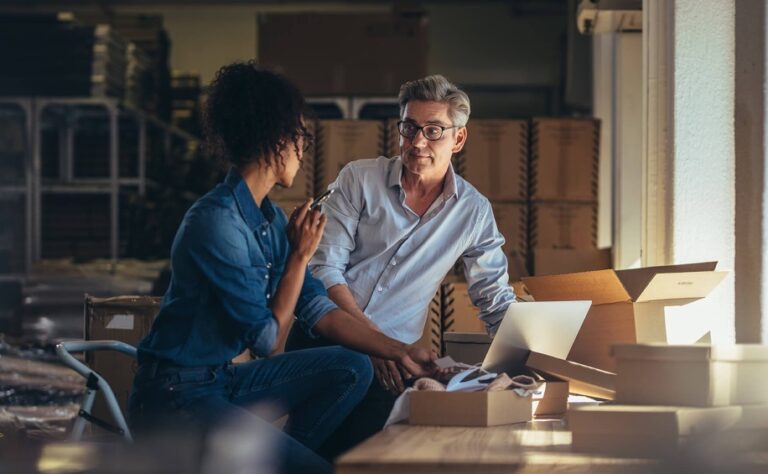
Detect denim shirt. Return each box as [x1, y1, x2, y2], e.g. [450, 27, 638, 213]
[138, 168, 338, 366]
[310, 157, 516, 343]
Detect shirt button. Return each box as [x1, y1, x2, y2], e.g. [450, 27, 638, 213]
[266, 293, 271, 299]
[377, 286, 383, 292]
[261, 231, 267, 236]
[266, 262, 272, 268]
[265, 274, 270, 280]
[391, 260, 397, 266]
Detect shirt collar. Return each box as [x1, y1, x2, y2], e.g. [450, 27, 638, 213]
[224, 167, 276, 231]
[389, 156, 459, 200]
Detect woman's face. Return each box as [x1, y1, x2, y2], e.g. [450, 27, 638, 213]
[274, 134, 306, 188]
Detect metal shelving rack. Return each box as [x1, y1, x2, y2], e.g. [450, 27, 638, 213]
[0, 97, 199, 275]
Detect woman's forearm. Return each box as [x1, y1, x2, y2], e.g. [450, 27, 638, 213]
[270, 252, 309, 352]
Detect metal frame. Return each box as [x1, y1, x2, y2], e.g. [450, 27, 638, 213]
[0, 98, 33, 276]
[306, 97, 353, 119]
[0, 97, 200, 272]
[350, 96, 399, 120]
[55, 339, 137, 442]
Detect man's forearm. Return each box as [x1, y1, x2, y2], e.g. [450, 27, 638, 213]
[314, 309, 404, 360]
[327, 283, 378, 330]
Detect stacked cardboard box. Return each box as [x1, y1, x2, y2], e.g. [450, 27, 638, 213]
[0, 15, 128, 99]
[258, 12, 427, 97]
[456, 120, 529, 281]
[170, 72, 201, 136]
[529, 117, 603, 275]
[76, 13, 172, 119]
[385, 117, 401, 158]
[412, 290, 442, 356]
[315, 120, 385, 192]
[569, 343, 768, 457]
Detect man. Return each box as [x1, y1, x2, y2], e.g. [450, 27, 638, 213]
[286, 74, 516, 457]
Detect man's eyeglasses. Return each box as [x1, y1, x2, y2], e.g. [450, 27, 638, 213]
[397, 121, 458, 141]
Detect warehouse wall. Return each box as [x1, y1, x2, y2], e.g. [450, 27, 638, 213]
[735, 0, 767, 344]
[114, 2, 566, 92]
[665, 0, 736, 344]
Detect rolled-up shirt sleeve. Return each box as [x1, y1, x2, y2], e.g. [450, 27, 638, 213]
[294, 267, 339, 337]
[310, 165, 362, 289]
[186, 208, 278, 357]
[461, 201, 517, 335]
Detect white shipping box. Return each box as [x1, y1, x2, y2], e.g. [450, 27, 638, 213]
[613, 343, 768, 407]
[569, 405, 742, 457]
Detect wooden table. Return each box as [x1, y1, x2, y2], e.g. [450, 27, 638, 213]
[335, 420, 658, 474]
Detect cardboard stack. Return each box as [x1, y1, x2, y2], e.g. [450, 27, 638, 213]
[529, 118, 607, 276]
[412, 290, 442, 356]
[385, 118, 401, 158]
[315, 120, 385, 192]
[569, 343, 768, 457]
[0, 14, 128, 99]
[169, 71, 201, 136]
[457, 120, 529, 281]
[258, 12, 427, 97]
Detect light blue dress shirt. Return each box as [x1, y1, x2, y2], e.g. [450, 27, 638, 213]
[310, 156, 516, 343]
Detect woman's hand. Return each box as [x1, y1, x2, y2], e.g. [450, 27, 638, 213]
[287, 199, 327, 263]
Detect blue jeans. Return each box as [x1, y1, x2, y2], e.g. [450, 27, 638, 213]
[129, 346, 373, 474]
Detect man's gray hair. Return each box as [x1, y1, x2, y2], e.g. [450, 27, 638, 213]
[397, 74, 471, 127]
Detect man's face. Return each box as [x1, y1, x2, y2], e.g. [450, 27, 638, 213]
[399, 100, 467, 178]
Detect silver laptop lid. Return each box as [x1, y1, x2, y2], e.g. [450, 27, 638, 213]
[482, 300, 592, 374]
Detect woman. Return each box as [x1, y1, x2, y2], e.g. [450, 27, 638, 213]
[128, 61, 436, 474]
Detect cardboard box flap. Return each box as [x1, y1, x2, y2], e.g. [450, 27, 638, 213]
[634, 271, 727, 303]
[569, 405, 741, 436]
[523, 270, 630, 305]
[525, 351, 615, 400]
[615, 262, 718, 301]
[612, 343, 768, 361]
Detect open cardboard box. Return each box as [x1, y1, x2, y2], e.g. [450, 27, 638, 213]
[522, 262, 728, 371]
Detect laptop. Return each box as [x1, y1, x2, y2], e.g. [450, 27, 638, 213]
[481, 300, 592, 374]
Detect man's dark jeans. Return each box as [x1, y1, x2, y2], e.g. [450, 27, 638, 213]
[129, 346, 373, 474]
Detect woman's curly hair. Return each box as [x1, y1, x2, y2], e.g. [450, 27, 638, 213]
[203, 60, 312, 168]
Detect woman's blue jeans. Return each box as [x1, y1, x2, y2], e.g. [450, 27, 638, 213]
[129, 346, 373, 474]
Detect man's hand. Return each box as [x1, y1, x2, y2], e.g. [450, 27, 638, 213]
[371, 356, 407, 395]
[397, 345, 438, 379]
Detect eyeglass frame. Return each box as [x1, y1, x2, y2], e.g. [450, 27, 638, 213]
[397, 120, 460, 141]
